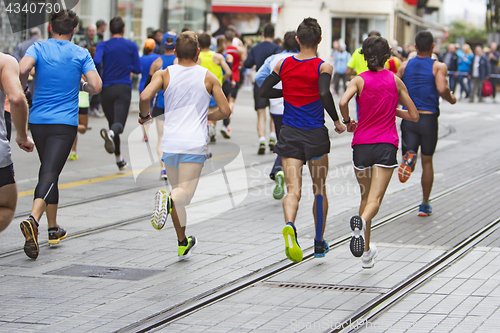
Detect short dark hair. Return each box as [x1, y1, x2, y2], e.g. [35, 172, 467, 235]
[224, 29, 234, 42]
[109, 16, 125, 35]
[50, 10, 79, 35]
[368, 31, 381, 37]
[176, 31, 199, 60]
[263, 24, 275, 38]
[96, 19, 106, 29]
[360, 36, 391, 71]
[198, 33, 211, 49]
[415, 31, 434, 52]
[283, 31, 299, 52]
[297, 17, 321, 48]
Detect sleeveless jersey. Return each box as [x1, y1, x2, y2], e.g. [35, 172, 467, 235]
[0, 90, 12, 168]
[162, 65, 211, 155]
[225, 45, 240, 82]
[354, 69, 399, 147]
[199, 51, 223, 84]
[279, 56, 324, 129]
[155, 54, 177, 108]
[402, 57, 440, 115]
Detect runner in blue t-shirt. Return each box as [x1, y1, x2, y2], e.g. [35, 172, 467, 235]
[94, 16, 141, 170]
[18, 10, 102, 260]
[139, 38, 160, 144]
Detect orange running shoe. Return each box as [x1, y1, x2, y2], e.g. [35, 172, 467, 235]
[398, 150, 417, 183]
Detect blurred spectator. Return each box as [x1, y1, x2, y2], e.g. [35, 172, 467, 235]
[78, 24, 98, 49]
[457, 44, 473, 99]
[443, 44, 458, 92]
[333, 42, 350, 95]
[468, 45, 490, 103]
[14, 27, 41, 61]
[487, 42, 500, 100]
[96, 19, 107, 43]
[152, 29, 164, 55]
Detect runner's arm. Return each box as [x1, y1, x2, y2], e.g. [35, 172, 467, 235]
[145, 58, 163, 88]
[396, 61, 407, 79]
[82, 70, 102, 95]
[207, 72, 231, 121]
[18, 56, 36, 89]
[319, 62, 345, 134]
[395, 76, 419, 122]
[254, 56, 273, 87]
[0, 55, 33, 152]
[139, 70, 165, 124]
[339, 76, 361, 132]
[435, 62, 456, 104]
[215, 53, 232, 81]
[131, 44, 142, 74]
[258, 60, 283, 98]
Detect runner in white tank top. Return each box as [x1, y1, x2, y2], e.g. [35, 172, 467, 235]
[139, 31, 231, 260]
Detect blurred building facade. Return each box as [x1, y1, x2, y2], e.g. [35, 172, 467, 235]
[210, 0, 446, 59]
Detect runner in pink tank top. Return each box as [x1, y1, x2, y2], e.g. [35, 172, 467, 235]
[339, 36, 419, 269]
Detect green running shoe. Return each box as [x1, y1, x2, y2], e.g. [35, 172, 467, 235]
[273, 170, 285, 200]
[178, 236, 198, 260]
[283, 222, 303, 262]
[151, 190, 172, 230]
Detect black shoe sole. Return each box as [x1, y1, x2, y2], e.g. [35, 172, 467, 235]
[258, 146, 266, 155]
[100, 129, 115, 154]
[349, 215, 364, 257]
[20, 221, 39, 259]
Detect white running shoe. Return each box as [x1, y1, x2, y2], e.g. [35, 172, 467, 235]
[151, 190, 171, 230]
[361, 245, 378, 269]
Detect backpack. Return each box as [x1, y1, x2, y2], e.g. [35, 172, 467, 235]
[483, 80, 493, 97]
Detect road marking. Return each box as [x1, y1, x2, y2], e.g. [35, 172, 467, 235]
[17, 153, 237, 198]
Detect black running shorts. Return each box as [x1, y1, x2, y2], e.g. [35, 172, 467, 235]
[274, 125, 330, 163]
[253, 82, 269, 110]
[230, 81, 241, 99]
[0, 164, 15, 188]
[152, 106, 165, 120]
[401, 113, 438, 156]
[352, 143, 398, 170]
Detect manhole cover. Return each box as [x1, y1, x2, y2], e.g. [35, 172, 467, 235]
[44, 265, 162, 281]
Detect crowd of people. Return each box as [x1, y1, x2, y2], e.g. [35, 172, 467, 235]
[0, 10, 461, 270]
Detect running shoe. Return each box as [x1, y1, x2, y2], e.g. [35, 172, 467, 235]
[151, 189, 172, 230]
[220, 126, 231, 139]
[282, 222, 303, 262]
[20, 216, 39, 259]
[398, 150, 417, 183]
[314, 239, 330, 258]
[116, 160, 127, 171]
[258, 141, 266, 155]
[160, 168, 167, 180]
[349, 215, 365, 258]
[208, 122, 216, 143]
[418, 204, 432, 216]
[362, 245, 378, 269]
[269, 137, 276, 152]
[69, 151, 78, 161]
[100, 128, 115, 154]
[178, 236, 198, 260]
[48, 226, 67, 245]
[89, 107, 105, 118]
[273, 170, 285, 200]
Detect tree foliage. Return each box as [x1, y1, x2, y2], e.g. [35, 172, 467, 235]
[448, 20, 487, 43]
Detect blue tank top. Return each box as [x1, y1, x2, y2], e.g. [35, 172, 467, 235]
[402, 57, 440, 115]
[155, 54, 176, 108]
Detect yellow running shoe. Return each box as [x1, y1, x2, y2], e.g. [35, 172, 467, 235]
[283, 222, 303, 262]
[151, 190, 172, 230]
[69, 151, 78, 160]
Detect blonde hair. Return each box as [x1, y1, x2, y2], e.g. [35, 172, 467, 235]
[462, 43, 472, 54]
[175, 31, 198, 60]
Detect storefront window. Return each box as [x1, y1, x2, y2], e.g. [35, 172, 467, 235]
[332, 17, 388, 53]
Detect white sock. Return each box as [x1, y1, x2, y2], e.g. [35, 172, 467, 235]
[270, 132, 277, 140]
[259, 136, 266, 143]
[115, 155, 123, 163]
[109, 130, 115, 138]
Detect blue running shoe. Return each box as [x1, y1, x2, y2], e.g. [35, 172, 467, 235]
[418, 204, 432, 216]
[314, 239, 330, 258]
[282, 222, 303, 262]
[349, 215, 365, 257]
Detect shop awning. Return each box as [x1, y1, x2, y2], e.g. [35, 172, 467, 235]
[212, 3, 281, 14]
[396, 10, 447, 32]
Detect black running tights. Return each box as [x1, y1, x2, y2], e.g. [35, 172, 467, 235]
[30, 124, 77, 205]
[101, 84, 132, 156]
